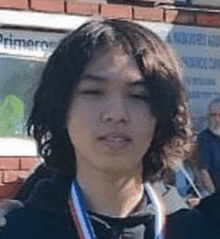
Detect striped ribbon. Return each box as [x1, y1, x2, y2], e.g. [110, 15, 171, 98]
[68, 181, 96, 239]
[145, 182, 164, 239]
[69, 181, 164, 239]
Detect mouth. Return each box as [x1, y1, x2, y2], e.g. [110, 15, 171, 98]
[97, 133, 132, 152]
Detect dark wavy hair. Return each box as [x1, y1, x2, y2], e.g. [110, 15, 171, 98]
[27, 18, 194, 182]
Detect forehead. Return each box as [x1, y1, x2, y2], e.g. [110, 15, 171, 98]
[80, 45, 144, 85]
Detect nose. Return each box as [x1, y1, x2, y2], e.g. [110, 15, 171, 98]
[100, 95, 130, 124]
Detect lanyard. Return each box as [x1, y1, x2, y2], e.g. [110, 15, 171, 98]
[68, 181, 96, 239]
[145, 182, 164, 239]
[176, 165, 202, 199]
[69, 181, 164, 239]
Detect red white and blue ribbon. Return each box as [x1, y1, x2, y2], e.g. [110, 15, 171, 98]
[69, 180, 164, 239]
[68, 181, 96, 239]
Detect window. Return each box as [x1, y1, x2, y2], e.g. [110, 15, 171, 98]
[0, 28, 66, 155]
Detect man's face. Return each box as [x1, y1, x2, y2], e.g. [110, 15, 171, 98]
[209, 103, 220, 134]
[66, 46, 157, 173]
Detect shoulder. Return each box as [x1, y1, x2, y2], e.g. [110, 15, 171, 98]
[166, 208, 219, 239]
[199, 129, 220, 143]
[1, 205, 58, 238]
[0, 177, 75, 239]
[0, 204, 77, 239]
[198, 129, 212, 141]
[197, 130, 216, 154]
[0, 206, 47, 239]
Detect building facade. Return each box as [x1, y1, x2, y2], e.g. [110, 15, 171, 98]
[1, 0, 220, 198]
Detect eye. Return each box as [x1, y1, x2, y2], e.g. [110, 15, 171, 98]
[130, 94, 150, 101]
[79, 89, 103, 95]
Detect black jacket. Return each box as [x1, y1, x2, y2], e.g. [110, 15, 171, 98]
[198, 128, 220, 188]
[0, 175, 219, 239]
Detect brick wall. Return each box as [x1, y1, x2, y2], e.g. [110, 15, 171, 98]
[0, 157, 38, 199]
[0, 0, 220, 28]
[0, 0, 220, 198]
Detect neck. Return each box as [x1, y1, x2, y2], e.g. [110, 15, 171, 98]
[76, 161, 144, 218]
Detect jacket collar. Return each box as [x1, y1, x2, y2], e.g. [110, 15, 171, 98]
[26, 175, 189, 216]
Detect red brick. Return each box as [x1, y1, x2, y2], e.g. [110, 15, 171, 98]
[67, 2, 99, 15]
[0, 0, 28, 9]
[0, 158, 19, 170]
[165, 9, 195, 25]
[101, 4, 132, 19]
[3, 170, 28, 183]
[133, 6, 163, 22]
[0, 182, 22, 199]
[19, 157, 37, 170]
[31, 0, 65, 13]
[196, 12, 220, 27]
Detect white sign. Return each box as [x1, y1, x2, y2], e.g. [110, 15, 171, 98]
[141, 22, 220, 132]
[0, 29, 65, 58]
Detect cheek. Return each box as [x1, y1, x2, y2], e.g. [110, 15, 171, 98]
[210, 117, 216, 124]
[67, 105, 99, 141]
[132, 110, 157, 144]
[131, 106, 157, 129]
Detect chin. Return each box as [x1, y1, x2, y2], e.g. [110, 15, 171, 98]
[100, 161, 141, 173]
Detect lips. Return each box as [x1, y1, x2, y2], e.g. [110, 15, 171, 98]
[97, 133, 132, 152]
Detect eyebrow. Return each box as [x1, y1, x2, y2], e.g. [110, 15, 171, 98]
[81, 74, 145, 87]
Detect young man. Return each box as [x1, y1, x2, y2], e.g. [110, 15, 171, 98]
[0, 19, 219, 239]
